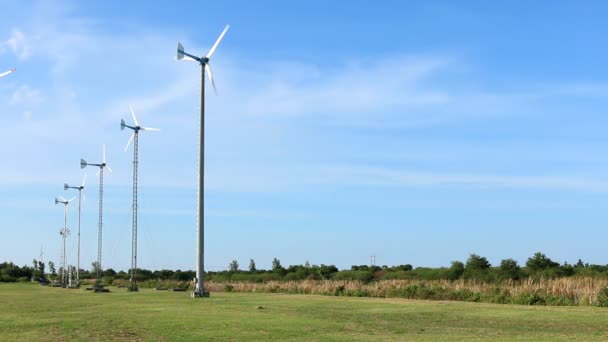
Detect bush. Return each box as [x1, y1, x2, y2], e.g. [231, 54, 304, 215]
[596, 287, 608, 307]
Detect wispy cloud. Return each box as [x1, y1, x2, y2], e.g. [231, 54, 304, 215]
[2, 3, 607, 196]
[10, 85, 44, 105]
[4, 29, 31, 60]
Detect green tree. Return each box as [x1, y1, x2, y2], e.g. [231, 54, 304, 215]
[464, 254, 491, 281]
[32, 259, 42, 279]
[498, 258, 521, 280]
[91, 261, 101, 277]
[272, 258, 282, 271]
[526, 252, 559, 273]
[447, 261, 464, 280]
[229, 260, 239, 273]
[248, 259, 256, 272]
[48, 261, 56, 279]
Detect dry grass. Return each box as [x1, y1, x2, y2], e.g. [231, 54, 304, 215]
[205, 277, 608, 306]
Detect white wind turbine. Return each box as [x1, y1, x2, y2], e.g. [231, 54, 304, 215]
[80, 145, 112, 286]
[0, 68, 15, 78]
[177, 25, 230, 298]
[121, 105, 159, 291]
[64, 174, 86, 287]
[55, 196, 75, 287]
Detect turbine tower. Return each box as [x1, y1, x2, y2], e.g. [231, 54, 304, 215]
[121, 105, 159, 291]
[55, 196, 74, 287]
[80, 145, 112, 286]
[64, 174, 86, 287]
[177, 24, 230, 298]
[0, 68, 16, 78]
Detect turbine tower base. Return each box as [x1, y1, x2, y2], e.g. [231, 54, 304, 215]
[192, 290, 210, 298]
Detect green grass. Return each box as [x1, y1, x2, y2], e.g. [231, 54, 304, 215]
[1, 283, 608, 341]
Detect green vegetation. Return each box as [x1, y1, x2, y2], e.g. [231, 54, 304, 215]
[2, 283, 608, 341]
[5, 252, 608, 307]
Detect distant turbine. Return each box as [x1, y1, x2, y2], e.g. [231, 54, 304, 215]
[177, 24, 230, 298]
[80, 145, 112, 286]
[121, 105, 159, 291]
[64, 174, 86, 287]
[0, 68, 15, 78]
[55, 196, 74, 287]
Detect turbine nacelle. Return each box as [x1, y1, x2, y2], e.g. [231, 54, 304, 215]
[55, 196, 74, 206]
[176, 25, 229, 95]
[81, 145, 112, 173]
[122, 105, 159, 151]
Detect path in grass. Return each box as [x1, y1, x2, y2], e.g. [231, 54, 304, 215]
[1, 283, 608, 341]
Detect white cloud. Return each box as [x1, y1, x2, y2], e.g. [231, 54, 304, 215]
[10, 85, 44, 105]
[5, 29, 31, 60]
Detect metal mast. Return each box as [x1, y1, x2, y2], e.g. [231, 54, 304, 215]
[177, 24, 230, 298]
[121, 106, 159, 292]
[196, 62, 206, 297]
[65, 175, 85, 287]
[97, 166, 103, 283]
[55, 196, 73, 287]
[76, 190, 81, 285]
[81, 145, 111, 288]
[63, 205, 67, 286]
[131, 131, 139, 289]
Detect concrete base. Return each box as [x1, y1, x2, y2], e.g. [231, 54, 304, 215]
[192, 290, 210, 298]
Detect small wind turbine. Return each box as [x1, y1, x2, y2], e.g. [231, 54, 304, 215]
[80, 145, 112, 286]
[121, 105, 159, 291]
[55, 196, 74, 287]
[177, 24, 229, 298]
[64, 174, 86, 287]
[0, 68, 15, 78]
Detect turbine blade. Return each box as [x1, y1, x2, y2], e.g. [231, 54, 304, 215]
[81, 174, 87, 187]
[59, 196, 66, 202]
[129, 105, 139, 127]
[68, 196, 76, 203]
[141, 127, 160, 131]
[102, 144, 106, 164]
[105, 164, 113, 173]
[0, 68, 16, 78]
[206, 25, 230, 59]
[206, 63, 217, 95]
[124, 132, 135, 152]
[82, 191, 86, 204]
[96, 168, 100, 177]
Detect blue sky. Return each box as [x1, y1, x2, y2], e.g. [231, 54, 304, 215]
[2, 1, 608, 271]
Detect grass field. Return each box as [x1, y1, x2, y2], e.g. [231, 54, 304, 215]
[1, 283, 608, 341]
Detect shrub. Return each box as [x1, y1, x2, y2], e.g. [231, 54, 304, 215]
[596, 287, 608, 307]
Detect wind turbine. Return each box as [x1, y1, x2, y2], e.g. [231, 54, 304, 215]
[0, 68, 15, 78]
[55, 196, 74, 287]
[121, 105, 159, 291]
[64, 174, 86, 287]
[80, 145, 112, 286]
[177, 24, 230, 298]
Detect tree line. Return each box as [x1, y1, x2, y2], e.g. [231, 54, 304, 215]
[2, 252, 608, 283]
